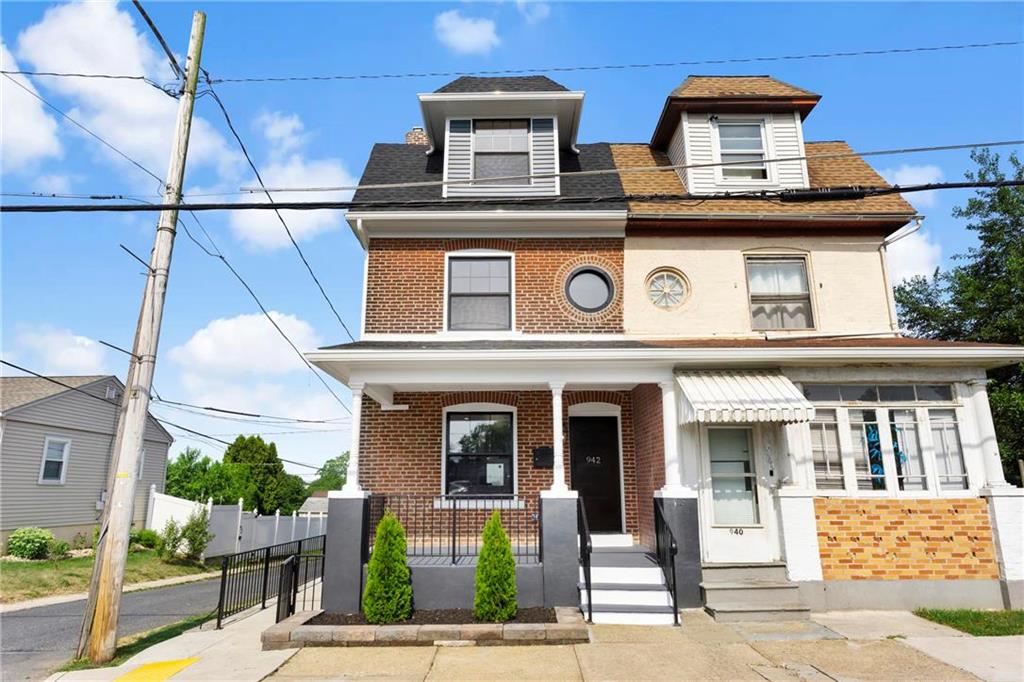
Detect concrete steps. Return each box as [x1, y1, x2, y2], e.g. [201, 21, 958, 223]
[701, 563, 809, 622]
[580, 548, 677, 625]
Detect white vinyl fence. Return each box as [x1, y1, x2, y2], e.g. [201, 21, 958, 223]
[145, 485, 327, 558]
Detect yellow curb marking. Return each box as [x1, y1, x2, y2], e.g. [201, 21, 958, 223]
[115, 657, 199, 681]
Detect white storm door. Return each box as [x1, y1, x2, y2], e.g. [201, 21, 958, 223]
[699, 426, 779, 563]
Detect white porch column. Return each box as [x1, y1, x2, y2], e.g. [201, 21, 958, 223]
[341, 382, 364, 493]
[549, 381, 569, 493]
[968, 379, 1010, 487]
[659, 379, 686, 495]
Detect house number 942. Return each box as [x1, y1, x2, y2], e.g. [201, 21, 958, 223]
[586, 456, 602, 465]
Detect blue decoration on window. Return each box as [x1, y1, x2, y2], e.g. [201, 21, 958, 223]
[866, 423, 885, 489]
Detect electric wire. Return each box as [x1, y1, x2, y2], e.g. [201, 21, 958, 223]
[130, 0, 185, 82]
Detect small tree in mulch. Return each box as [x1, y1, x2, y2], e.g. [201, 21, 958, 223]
[474, 510, 517, 622]
[362, 511, 412, 624]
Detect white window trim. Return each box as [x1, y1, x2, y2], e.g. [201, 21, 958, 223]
[805, 389, 977, 498]
[440, 402, 519, 501]
[743, 252, 817, 332]
[568, 402, 627, 533]
[443, 249, 516, 333]
[39, 436, 71, 485]
[710, 114, 778, 187]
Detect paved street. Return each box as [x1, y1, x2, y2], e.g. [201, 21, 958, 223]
[0, 577, 221, 681]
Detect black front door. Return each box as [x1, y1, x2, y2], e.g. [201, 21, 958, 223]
[569, 416, 622, 532]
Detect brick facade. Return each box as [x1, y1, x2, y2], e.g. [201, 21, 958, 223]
[631, 384, 665, 549]
[363, 237, 624, 334]
[814, 498, 999, 581]
[359, 389, 647, 535]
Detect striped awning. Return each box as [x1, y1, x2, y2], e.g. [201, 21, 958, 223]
[675, 370, 815, 424]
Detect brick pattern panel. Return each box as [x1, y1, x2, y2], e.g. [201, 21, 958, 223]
[364, 237, 624, 334]
[631, 384, 665, 549]
[359, 390, 638, 534]
[815, 498, 999, 581]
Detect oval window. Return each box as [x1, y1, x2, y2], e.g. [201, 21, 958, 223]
[566, 267, 614, 312]
[647, 269, 688, 309]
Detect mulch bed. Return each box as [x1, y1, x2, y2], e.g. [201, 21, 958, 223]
[308, 607, 556, 626]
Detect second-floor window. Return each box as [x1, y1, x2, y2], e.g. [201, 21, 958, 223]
[448, 256, 512, 331]
[745, 256, 814, 330]
[473, 119, 530, 185]
[717, 121, 768, 180]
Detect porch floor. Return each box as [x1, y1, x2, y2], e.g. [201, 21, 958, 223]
[406, 554, 540, 566]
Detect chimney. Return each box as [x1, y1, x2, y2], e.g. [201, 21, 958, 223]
[404, 126, 428, 145]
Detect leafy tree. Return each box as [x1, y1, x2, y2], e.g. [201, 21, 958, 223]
[895, 149, 1024, 485]
[362, 511, 412, 624]
[306, 452, 349, 493]
[473, 511, 517, 622]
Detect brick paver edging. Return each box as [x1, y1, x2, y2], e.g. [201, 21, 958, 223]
[262, 606, 589, 649]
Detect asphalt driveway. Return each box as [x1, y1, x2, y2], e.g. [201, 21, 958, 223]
[0, 577, 221, 681]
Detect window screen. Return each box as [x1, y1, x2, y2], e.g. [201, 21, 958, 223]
[448, 257, 512, 331]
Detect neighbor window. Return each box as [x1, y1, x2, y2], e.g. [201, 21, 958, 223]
[445, 412, 514, 495]
[473, 119, 530, 185]
[849, 409, 886, 490]
[889, 409, 927, 491]
[746, 257, 814, 330]
[810, 409, 844, 489]
[717, 121, 768, 180]
[448, 256, 512, 331]
[40, 437, 70, 484]
[930, 409, 968, 490]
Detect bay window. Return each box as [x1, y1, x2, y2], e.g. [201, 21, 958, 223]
[445, 412, 514, 495]
[746, 257, 814, 330]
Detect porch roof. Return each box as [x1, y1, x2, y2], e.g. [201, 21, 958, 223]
[675, 370, 815, 424]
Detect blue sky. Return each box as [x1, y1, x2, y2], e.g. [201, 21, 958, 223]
[2, 2, 1022, 480]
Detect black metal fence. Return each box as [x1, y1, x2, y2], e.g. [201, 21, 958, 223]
[216, 534, 325, 628]
[365, 494, 541, 564]
[275, 553, 325, 623]
[653, 499, 680, 626]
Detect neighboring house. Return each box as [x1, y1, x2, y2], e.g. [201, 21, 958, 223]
[306, 75, 1024, 622]
[297, 490, 328, 515]
[0, 375, 172, 545]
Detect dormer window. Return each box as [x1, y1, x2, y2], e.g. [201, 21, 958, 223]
[474, 119, 530, 185]
[717, 120, 768, 180]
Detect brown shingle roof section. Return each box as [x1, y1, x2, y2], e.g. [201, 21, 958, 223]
[672, 76, 819, 100]
[610, 141, 916, 218]
[0, 375, 109, 413]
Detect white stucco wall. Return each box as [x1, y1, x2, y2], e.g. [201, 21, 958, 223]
[624, 234, 896, 338]
[985, 489, 1024, 582]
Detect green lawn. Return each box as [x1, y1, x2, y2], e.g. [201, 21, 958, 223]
[914, 608, 1024, 636]
[0, 550, 213, 603]
[60, 612, 214, 671]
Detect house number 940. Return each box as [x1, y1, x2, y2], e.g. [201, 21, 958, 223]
[729, 528, 744, 535]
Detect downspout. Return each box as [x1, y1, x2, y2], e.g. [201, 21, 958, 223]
[879, 216, 924, 334]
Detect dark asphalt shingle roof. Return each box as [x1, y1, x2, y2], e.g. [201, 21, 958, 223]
[350, 143, 626, 212]
[435, 76, 569, 93]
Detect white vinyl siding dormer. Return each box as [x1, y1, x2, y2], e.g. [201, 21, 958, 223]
[666, 111, 810, 194]
[443, 117, 559, 198]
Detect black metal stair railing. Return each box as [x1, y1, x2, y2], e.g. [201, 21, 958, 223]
[653, 498, 680, 626]
[577, 497, 593, 623]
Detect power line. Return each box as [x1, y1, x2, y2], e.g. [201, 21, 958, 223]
[5, 180, 1022, 214]
[4, 40, 1018, 84]
[201, 74, 357, 342]
[153, 396, 350, 423]
[1, 80, 353, 415]
[241, 140, 1024, 194]
[130, 0, 185, 82]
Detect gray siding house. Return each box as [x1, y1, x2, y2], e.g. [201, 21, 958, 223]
[0, 375, 172, 545]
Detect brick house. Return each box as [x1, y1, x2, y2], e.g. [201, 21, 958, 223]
[308, 75, 1024, 623]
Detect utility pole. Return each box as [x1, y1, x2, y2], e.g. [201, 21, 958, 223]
[78, 10, 206, 664]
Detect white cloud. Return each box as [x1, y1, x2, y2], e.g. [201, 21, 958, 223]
[34, 173, 73, 194]
[15, 2, 239, 186]
[516, 1, 551, 24]
[169, 311, 322, 377]
[434, 10, 500, 55]
[886, 229, 942, 283]
[0, 41, 62, 173]
[880, 163, 944, 209]
[228, 112, 356, 250]
[9, 324, 108, 374]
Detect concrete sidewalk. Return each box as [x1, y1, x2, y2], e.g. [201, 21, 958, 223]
[45, 609, 296, 682]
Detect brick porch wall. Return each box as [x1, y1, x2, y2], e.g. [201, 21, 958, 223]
[359, 389, 639, 535]
[814, 498, 1000, 580]
[631, 384, 665, 549]
[364, 237, 624, 334]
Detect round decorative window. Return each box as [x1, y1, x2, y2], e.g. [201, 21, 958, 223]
[565, 267, 614, 313]
[646, 268, 688, 309]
